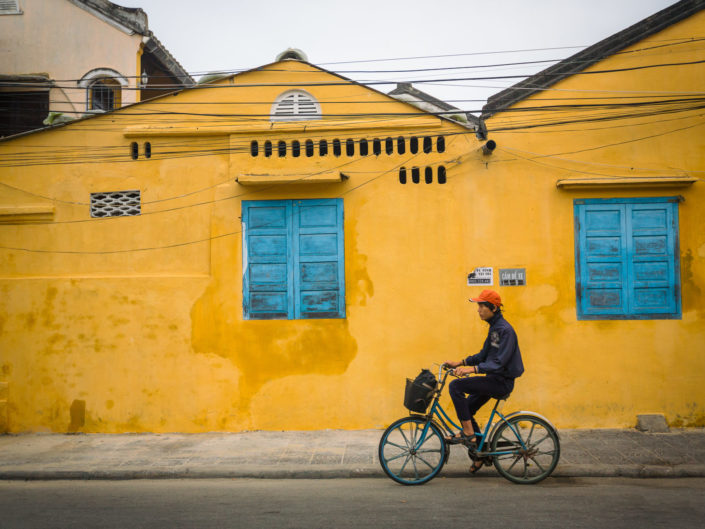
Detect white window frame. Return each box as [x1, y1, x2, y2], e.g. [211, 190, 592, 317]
[78, 68, 128, 112]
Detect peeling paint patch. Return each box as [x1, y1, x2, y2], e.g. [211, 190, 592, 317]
[682, 249, 701, 299]
[670, 402, 705, 427]
[346, 219, 374, 307]
[191, 278, 357, 429]
[42, 287, 58, 328]
[68, 399, 85, 432]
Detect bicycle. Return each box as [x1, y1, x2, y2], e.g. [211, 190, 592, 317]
[378, 364, 560, 485]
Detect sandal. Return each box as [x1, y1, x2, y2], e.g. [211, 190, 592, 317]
[445, 432, 477, 446]
[469, 461, 483, 474]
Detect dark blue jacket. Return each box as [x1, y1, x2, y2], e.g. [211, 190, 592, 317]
[464, 312, 524, 379]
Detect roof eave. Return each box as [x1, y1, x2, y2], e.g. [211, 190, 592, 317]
[68, 0, 148, 35]
[143, 33, 195, 86]
[481, 0, 705, 119]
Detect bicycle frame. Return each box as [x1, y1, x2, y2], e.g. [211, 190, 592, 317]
[381, 365, 561, 485]
[413, 366, 528, 457]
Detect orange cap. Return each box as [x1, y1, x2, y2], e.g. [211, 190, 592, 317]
[469, 289, 502, 307]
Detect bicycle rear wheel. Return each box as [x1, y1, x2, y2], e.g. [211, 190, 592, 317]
[378, 416, 447, 485]
[490, 414, 560, 484]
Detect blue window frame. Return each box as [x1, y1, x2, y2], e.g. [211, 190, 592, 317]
[574, 197, 681, 320]
[242, 198, 345, 320]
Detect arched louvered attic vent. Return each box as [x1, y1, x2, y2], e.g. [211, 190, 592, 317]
[271, 90, 321, 121]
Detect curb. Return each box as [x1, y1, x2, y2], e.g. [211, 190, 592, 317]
[2, 464, 705, 481]
[0, 466, 383, 481]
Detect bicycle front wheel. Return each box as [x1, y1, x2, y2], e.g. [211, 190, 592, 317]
[490, 414, 560, 484]
[378, 416, 447, 485]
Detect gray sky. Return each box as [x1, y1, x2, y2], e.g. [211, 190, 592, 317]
[127, 0, 677, 110]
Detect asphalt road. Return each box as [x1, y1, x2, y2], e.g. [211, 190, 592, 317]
[1, 477, 704, 529]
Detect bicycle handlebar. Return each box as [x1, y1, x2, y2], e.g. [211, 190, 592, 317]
[434, 363, 457, 386]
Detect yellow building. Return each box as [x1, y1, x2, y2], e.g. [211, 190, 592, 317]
[0, 1, 703, 434]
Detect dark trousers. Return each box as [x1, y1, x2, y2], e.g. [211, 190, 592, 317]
[449, 375, 514, 434]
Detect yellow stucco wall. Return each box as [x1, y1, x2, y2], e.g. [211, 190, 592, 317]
[1, 15, 704, 434]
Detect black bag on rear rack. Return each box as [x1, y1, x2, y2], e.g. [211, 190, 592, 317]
[403, 369, 437, 413]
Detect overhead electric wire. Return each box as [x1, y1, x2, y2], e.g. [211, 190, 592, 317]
[0, 125, 469, 167]
[1, 111, 702, 230]
[491, 116, 705, 159]
[1, 113, 702, 254]
[6, 93, 705, 130]
[498, 144, 702, 181]
[3, 97, 704, 169]
[4, 36, 698, 86]
[0, 148, 432, 254]
[4, 55, 705, 92]
[28, 92, 705, 107]
[0, 152, 396, 225]
[488, 106, 705, 134]
[316, 37, 705, 65]
[487, 103, 705, 133]
[71, 95, 705, 117]
[498, 141, 705, 175]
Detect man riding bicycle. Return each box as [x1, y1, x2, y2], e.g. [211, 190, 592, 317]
[444, 289, 524, 469]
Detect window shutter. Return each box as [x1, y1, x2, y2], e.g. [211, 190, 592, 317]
[577, 203, 628, 316]
[574, 198, 680, 320]
[293, 199, 345, 319]
[242, 201, 293, 319]
[627, 203, 678, 315]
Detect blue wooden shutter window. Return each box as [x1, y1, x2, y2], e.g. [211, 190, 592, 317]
[242, 200, 293, 319]
[574, 197, 681, 320]
[242, 199, 345, 320]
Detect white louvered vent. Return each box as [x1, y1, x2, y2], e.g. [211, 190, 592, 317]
[271, 90, 321, 121]
[0, 0, 20, 14]
[90, 190, 141, 218]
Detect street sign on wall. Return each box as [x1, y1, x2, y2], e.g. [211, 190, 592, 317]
[499, 268, 526, 286]
[467, 267, 493, 286]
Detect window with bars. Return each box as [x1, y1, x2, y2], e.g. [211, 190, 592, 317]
[88, 78, 121, 111]
[271, 90, 321, 121]
[90, 190, 141, 218]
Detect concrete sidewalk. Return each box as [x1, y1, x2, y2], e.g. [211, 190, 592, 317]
[1, 428, 704, 480]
